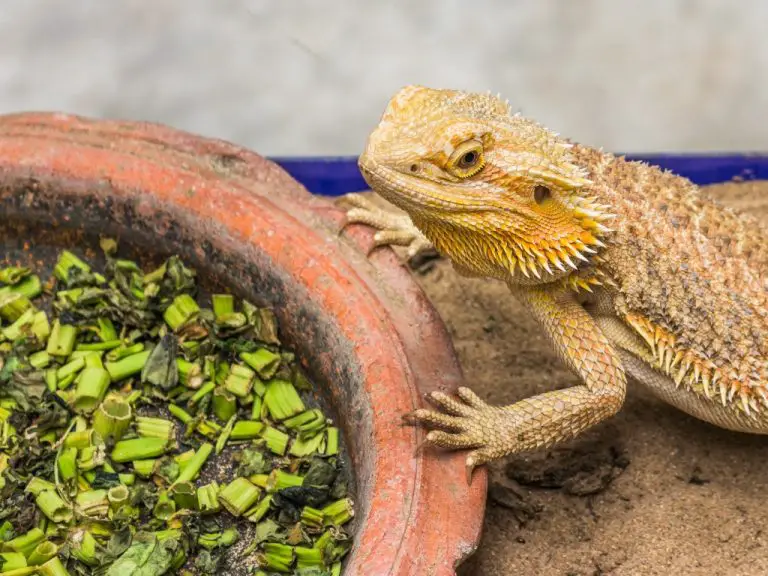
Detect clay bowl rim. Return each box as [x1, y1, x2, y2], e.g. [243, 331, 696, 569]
[0, 111, 487, 576]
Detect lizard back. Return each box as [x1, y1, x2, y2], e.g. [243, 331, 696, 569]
[571, 144, 768, 413]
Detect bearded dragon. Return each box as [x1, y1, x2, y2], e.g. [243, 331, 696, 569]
[338, 85, 768, 482]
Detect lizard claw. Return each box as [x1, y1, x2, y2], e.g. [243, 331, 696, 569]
[336, 192, 435, 260]
[465, 455, 478, 485]
[405, 386, 514, 484]
[409, 427, 483, 484]
[413, 436, 431, 457]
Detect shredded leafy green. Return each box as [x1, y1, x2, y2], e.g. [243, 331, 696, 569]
[105, 532, 180, 576]
[0, 244, 353, 575]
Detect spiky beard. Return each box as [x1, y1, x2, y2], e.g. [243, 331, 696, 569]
[413, 193, 616, 288]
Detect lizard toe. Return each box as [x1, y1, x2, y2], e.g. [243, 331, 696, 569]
[405, 408, 466, 430]
[335, 192, 376, 210]
[456, 386, 488, 409]
[344, 207, 394, 230]
[427, 390, 475, 417]
[424, 430, 481, 450]
[372, 229, 417, 248]
[464, 450, 495, 484]
[406, 236, 435, 259]
[469, 441, 510, 465]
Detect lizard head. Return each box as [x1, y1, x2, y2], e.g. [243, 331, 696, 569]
[358, 85, 613, 283]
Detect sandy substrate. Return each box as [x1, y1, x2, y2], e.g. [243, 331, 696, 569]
[393, 180, 768, 576]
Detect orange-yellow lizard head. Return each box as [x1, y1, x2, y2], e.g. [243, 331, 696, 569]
[358, 85, 614, 284]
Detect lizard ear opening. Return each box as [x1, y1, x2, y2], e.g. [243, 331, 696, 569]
[533, 185, 551, 204]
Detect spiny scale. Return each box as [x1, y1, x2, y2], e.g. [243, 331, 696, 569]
[624, 313, 765, 417]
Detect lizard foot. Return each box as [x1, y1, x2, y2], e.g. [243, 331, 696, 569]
[405, 386, 513, 484]
[336, 193, 434, 258]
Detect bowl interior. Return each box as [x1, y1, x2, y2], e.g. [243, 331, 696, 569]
[2, 187, 368, 571]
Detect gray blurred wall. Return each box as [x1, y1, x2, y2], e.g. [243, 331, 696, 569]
[1, 0, 764, 156]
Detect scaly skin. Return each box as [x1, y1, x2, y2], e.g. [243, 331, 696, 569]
[339, 85, 768, 482]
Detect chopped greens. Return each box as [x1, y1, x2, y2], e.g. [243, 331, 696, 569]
[0, 243, 353, 575]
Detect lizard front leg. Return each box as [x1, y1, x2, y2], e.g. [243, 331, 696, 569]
[407, 284, 627, 482]
[336, 193, 434, 258]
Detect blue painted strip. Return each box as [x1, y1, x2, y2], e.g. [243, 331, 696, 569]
[269, 154, 768, 196]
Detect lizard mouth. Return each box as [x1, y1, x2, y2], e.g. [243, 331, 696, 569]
[357, 156, 427, 209]
[358, 154, 485, 215]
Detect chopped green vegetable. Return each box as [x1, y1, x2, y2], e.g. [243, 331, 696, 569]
[57, 447, 78, 484]
[74, 489, 109, 517]
[215, 415, 236, 455]
[212, 387, 237, 422]
[230, 420, 265, 441]
[53, 250, 90, 283]
[69, 529, 98, 566]
[261, 425, 290, 455]
[0, 292, 32, 323]
[39, 556, 71, 576]
[0, 265, 31, 285]
[300, 506, 324, 531]
[189, 381, 215, 406]
[176, 358, 203, 389]
[170, 481, 197, 510]
[264, 379, 305, 421]
[92, 396, 132, 441]
[46, 320, 77, 358]
[223, 364, 255, 398]
[266, 469, 304, 493]
[325, 427, 340, 456]
[197, 527, 238, 551]
[35, 490, 73, 524]
[72, 367, 110, 413]
[163, 294, 200, 331]
[4, 528, 45, 558]
[104, 532, 179, 576]
[0, 245, 353, 574]
[245, 495, 273, 523]
[26, 541, 58, 566]
[322, 498, 355, 527]
[107, 484, 129, 512]
[240, 348, 281, 379]
[153, 491, 176, 520]
[111, 437, 170, 463]
[105, 350, 151, 382]
[132, 459, 156, 478]
[289, 432, 325, 457]
[4, 274, 42, 299]
[218, 477, 261, 517]
[211, 294, 234, 319]
[196, 482, 221, 515]
[258, 542, 294, 572]
[171, 442, 212, 487]
[295, 546, 323, 569]
[135, 416, 176, 440]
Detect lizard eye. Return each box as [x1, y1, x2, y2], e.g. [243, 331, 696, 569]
[458, 150, 479, 169]
[448, 140, 485, 178]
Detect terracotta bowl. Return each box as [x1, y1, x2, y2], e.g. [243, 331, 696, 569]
[0, 113, 486, 575]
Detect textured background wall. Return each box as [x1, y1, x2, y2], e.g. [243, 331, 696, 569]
[1, 0, 764, 155]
